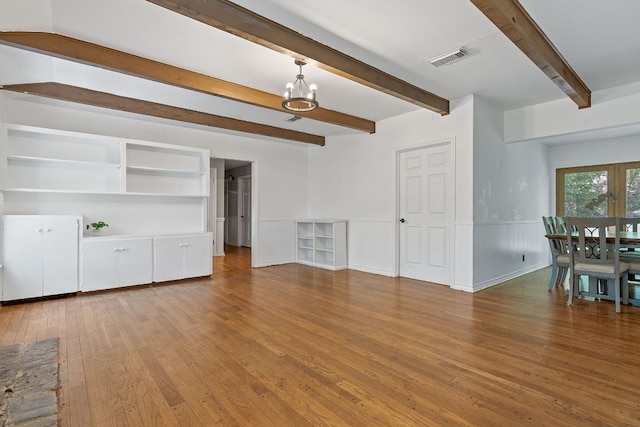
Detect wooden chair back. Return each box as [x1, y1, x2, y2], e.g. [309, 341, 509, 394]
[566, 216, 620, 264]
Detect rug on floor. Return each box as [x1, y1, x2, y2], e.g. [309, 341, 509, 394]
[0, 337, 59, 427]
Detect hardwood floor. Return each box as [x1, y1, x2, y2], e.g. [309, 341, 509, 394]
[2, 246, 640, 426]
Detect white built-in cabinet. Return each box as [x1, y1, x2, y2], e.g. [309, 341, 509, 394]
[1, 215, 80, 301]
[81, 236, 153, 292]
[0, 125, 214, 298]
[296, 220, 347, 270]
[81, 233, 212, 291]
[154, 234, 212, 282]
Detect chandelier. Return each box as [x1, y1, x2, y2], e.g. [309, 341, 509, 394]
[282, 59, 318, 112]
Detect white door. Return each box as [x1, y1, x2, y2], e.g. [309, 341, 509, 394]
[239, 176, 252, 247]
[398, 142, 454, 285]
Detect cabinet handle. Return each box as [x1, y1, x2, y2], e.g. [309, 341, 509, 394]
[179, 243, 184, 248]
[38, 229, 43, 232]
[46, 228, 52, 232]
[183, 243, 189, 247]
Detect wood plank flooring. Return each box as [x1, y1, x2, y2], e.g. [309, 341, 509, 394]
[2, 246, 640, 426]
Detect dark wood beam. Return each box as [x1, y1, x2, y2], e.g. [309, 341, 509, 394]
[1, 82, 325, 146]
[470, 0, 591, 109]
[0, 31, 374, 133]
[145, 0, 450, 116]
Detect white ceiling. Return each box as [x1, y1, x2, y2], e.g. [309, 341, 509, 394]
[1, 0, 640, 142]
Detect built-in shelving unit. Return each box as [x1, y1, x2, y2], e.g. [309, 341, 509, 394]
[125, 142, 207, 196]
[0, 124, 214, 298]
[2, 124, 208, 197]
[295, 219, 347, 270]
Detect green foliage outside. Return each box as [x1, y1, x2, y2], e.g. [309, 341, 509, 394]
[564, 171, 608, 217]
[627, 168, 640, 217]
[564, 168, 640, 218]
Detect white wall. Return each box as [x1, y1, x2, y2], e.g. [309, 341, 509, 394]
[0, 92, 311, 267]
[209, 159, 225, 256]
[308, 96, 475, 289]
[309, 94, 552, 292]
[472, 97, 550, 290]
[504, 82, 640, 143]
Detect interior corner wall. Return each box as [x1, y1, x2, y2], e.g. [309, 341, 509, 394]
[472, 96, 550, 291]
[307, 95, 475, 287]
[0, 92, 311, 267]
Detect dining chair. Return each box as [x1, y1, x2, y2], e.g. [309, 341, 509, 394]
[542, 216, 570, 290]
[566, 216, 629, 313]
[620, 217, 640, 281]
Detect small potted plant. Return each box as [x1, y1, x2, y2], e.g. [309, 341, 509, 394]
[87, 220, 109, 233]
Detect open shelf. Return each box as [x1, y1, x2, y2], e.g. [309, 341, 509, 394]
[295, 220, 347, 270]
[3, 124, 209, 198]
[1, 124, 211, 236]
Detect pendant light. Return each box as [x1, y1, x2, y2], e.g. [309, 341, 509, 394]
[282, 59, 318, 112]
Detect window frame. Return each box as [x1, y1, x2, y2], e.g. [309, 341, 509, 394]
[556, 161, 640, 217]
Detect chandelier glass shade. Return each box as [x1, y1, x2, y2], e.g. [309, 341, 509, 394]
[282, 60, 318, 112]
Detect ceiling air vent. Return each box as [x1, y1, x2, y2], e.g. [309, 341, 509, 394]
[428, 48, 468, 67]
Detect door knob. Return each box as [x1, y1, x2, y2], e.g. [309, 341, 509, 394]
[399, 218, 406, 223]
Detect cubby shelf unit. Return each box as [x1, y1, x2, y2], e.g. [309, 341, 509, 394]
[295, 219, 347, 270]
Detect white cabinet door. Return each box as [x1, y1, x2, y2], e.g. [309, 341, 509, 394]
[117, 238, 153, 287]
[183, 235, 212, 278]
[153, 234, 212, 282]
[82, 239, 120, 291]
[2, 219, 44, 300]
[42, 217, 79, 296]
[153, 236, 184, 282]
[82, 237, 152, 291]
[2, 216, 79, 301]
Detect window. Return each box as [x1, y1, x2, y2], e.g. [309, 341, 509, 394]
[557, 161, 640, 217]
[623, 163, 640, 217]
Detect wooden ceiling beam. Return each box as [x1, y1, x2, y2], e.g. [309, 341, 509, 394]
[470, 0, 591, 109]
[145, 0, 450, 116]
[0, 31, 373, 134]
[1, 82, 325, 146]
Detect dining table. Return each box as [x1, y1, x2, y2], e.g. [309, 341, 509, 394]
[545, 230, 640, 306]
[545, 230, 640, 246]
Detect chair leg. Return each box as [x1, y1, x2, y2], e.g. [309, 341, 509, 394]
[575, 275, 582, 298]
[556, 267, 568, 288]
[548, 260, 559, 290]
[568, 274, 577, 306]
[614, 277, 621, 313]
[622, 275, 629, 306]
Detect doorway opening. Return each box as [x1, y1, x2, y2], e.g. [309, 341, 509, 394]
[209, 158, 253, 260]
